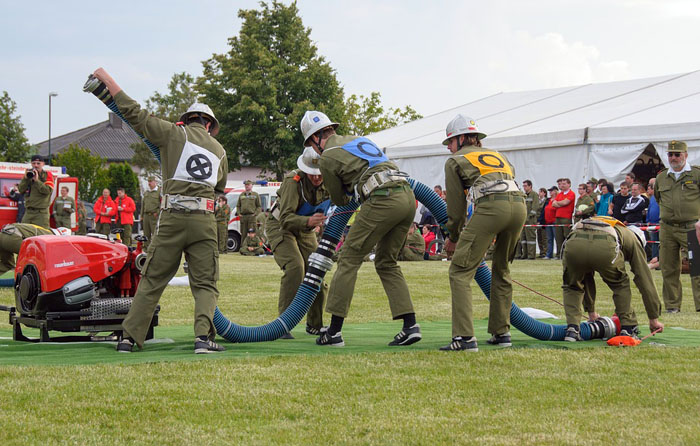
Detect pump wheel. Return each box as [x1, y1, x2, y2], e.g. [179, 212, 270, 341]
[15, 265, 41, 315]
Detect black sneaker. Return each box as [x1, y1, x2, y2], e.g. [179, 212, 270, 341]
[620, 326, 640, 340]
[194, 336, 226, 354]
[388, 324, 422, 346]
[316, 331, 344, 347]
[439, 336, 478, 352]
[280, 332, 295, 340]
[305, 325, 328, 336]
[564, 326, 583, 342]
[116, 337, 134, 353]
[486, 332, 512, 347]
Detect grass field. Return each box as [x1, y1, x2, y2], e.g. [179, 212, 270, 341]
[1, 255, 699, 445]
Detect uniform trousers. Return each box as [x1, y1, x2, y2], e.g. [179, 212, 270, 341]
[659, 222, 700, 311]
[22, 208, 50, 229]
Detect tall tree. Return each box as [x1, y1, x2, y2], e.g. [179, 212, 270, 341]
[198, 1, 345, 180]
[53, 144, 108, 202]
[145, 72, 198, 122]
[342, 92, 423, 136]
[0, 91, 32, 162]
[105, 163, 140, 200]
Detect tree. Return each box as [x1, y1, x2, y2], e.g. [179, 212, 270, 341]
[198, 1, 345, 180]
[342, 92, 423, 136]
[130, 142, 160, 178]
[0, 91, 32, 162]
[53, 144, 108, 202]
[105, 163, 139, 199]
[145, 72, 198, 122]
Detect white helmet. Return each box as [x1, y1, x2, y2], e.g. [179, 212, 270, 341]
[442, 114, 487, 145]
[627, 225, 646, 248]
[300, 111, 338, 145]
[52, 227, 71, 236]
[179, 103, 220, 137]
[297, 146, 322, 175]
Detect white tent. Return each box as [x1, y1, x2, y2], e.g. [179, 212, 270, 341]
[368, 71, 700, 190]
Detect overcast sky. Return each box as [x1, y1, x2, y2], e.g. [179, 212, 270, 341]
[3, 0, 700, 145]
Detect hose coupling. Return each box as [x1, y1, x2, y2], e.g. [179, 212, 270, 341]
[308, 252, 333, 272]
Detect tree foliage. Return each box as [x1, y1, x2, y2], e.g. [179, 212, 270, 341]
[53, 144, 107, 202]
[0, 91, 32, 162]
[129, 142, 160, 178]
[198, 0, 345, 180]
[342, 92, 423, 136]
[105, 163, 140, 199]
[145, 72, 199, 122]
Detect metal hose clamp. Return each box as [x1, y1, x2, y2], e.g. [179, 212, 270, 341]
[308, 252, 333, 272]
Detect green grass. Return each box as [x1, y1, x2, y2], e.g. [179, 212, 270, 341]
[1, 255, 699, 445]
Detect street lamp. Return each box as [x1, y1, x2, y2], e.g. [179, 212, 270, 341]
[48, 92, 58, 165]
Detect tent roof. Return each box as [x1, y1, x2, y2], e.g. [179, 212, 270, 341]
[369, 71, 700, 156]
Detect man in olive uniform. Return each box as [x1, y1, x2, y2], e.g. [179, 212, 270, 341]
[301, 110, 421, 348]
[53, 186, 75, 230]
[653, 140, 700, 313]
[440, 115, 527, 352]
[76, 201, 87, 235]
[256, 209, 268, 241]
[215, 195, 231, 254]
[240, 228, 265, 256]
[267, 146, 330, 337]
[561, 216, 664, 340]
[236, 180, 261, 238]
[0, 223, 63, 275]
[93, 68, 228, 354]
[18, 155, 54, 229]
[140, 176, 160, 249]
[518, 180, 540, 260]
[573, 183, 596, 223]
[399, 223, 425, 261]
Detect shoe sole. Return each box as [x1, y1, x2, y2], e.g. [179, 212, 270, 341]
[116, 349, 132, 353]
[389, 333, 422, 346]
[563, 337, 580, 342]
[194, 348, 224, 354]
[317, 340, 345, 347]
[487, 342, 512, 347]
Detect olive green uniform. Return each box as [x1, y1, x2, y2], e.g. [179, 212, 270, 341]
[215, 203, 231, 253]
[445, 145, 526, 338]
[77, 205, 87, 235]
[399, 230, 425, 261]
[240, 234, 265, 256]
[654, 165, 700, 311]
[562, 219, 662, 326]
[141, 187, 160, 249]
[320, 134, 416, 320]
[236, 191, 261, 240]
[574, 195, 595, 223]
[53, 195, 75, 229]
[267, 170, 329, 329]
[18, 170, 53, 229]
[0, 223, 53, 275]
[256, 212, 268, 240]
[114, 91, 228, 348]
[519, 190, 540, 259]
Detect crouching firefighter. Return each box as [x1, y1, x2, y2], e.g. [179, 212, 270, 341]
[301, 110, 421, 347]
[561, 216, 664, 341]
[440, 115, 527, 351]
[0, 224, 70, 275]
[267, 147, 331, 338]
[91, 68, 229, 354]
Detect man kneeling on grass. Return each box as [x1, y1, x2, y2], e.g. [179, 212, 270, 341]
[561, 216, 664, 341]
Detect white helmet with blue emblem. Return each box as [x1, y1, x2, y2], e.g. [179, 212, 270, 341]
[301, 111, 339, 145]
[297, 146, 322, 175]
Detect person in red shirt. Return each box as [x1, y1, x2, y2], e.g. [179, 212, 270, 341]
[551, 178, 575, 259]
[543, 186, 558, 259]
[422, 225, 436, 259]
[94, 188, 117, 236]
[115, 187, 136, 246]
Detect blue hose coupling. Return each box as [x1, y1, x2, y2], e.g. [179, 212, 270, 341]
[308, 252, 333, 273]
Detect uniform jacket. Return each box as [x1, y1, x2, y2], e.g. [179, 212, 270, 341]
[444, 144, 518, 242]
[94, 196, 117, 224]
[574, 195, 595, 222]
[114, 91, 228, 199]
[236, 191, 261, 216]
[141, 188, 161, 216]
[400, 230, 425, 261]
[273, 170, 328, 234]
[18, 170, 54, 210]
[653, 165, 700, 224]
[2, 223, 53, 240]
[215, 203, 231, 224]
[241, 234, 264, 251]
[116, 195, 136, 225]
[319, 134, 402, 207]
[53, 195, 75, 217]
[524, 190, 540, 223]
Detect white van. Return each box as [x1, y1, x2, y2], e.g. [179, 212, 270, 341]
[225, 181, 281, 251]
